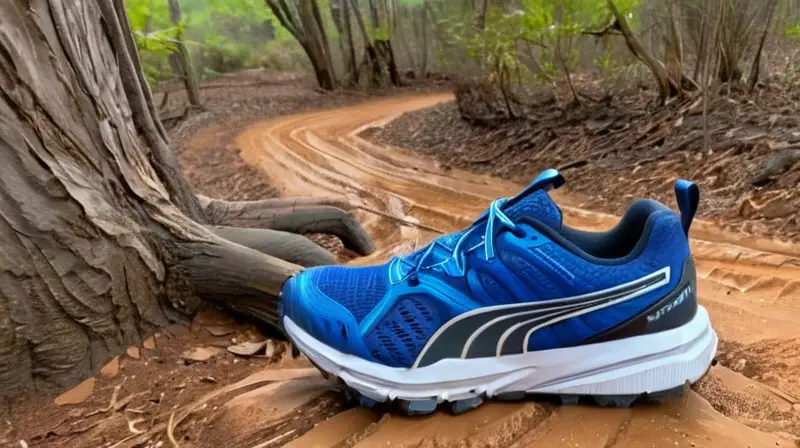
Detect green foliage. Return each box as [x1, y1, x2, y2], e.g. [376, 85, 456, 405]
[785, 24, 800, 37]
[437, 0, 641, 95]
[259, 39, 311, 73]
[126, 0, 299, 85]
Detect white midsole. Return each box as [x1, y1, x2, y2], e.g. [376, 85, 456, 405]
[283, 306, 718, 403]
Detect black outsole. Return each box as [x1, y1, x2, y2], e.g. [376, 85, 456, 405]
[290, 338, 714, 417]
[336, 382, 690, 416]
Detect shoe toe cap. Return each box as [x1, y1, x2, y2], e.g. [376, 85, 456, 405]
[280, 267, 363, 355]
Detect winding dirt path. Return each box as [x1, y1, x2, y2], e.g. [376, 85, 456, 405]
[229, 94, 800, 447]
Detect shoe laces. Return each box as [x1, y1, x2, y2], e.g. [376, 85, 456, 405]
[399, 198, 520, 284]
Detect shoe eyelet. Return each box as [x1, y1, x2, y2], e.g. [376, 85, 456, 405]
[408, 276, 420, 287]
[511, 227, 527, 238]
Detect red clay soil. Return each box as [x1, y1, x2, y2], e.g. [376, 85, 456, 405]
[363, 78, 800, 243]
[170, 70, 448, 258]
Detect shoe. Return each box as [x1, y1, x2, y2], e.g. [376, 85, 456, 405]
[280, 169, 717, 415]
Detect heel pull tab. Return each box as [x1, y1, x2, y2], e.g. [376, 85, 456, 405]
[674, 180, 699, 236]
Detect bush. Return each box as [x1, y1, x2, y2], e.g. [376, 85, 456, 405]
[258, 40, 311, 73]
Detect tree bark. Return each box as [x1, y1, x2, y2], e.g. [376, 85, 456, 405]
[607, 0, 680, 103]
[693, 0, 710, 81]
[418, 5, 429, 77]
[665, 0, 684, 93]
[310, 0, 337, 87]
[0, 0, 371, 400]
[168, 0, 202, 107]
[365, 0, 401, 86]
[748, 0, 778, 92]
[332, 0, 359, 85]
[343, 0, 359, 85]
[474, 0, 489, 31]
[209, 226, 336, 267]
[200, 197, 375, 255]
[348, 0, 385, 86]
[265, 0, 337, 90]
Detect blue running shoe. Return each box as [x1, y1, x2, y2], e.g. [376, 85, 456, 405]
[280, 169, 718, 414]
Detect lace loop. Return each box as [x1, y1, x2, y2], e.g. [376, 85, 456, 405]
[400, 198, 518, 282]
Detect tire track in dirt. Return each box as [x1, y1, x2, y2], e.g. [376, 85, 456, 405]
[226, 94, 800, 447]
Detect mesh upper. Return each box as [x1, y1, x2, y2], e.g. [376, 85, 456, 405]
[477, 271, 517, 305]
[499, 251, 563, 300]
[314, 265, 387, 323]
[505, 189, 562, 229]
[363, 295, 440, 367]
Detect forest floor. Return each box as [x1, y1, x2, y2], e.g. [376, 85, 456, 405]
[5, 71, 800, 448]
[363, 77, 800, 243]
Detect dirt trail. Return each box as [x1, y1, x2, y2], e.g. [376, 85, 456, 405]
[229, 94, 800, 447]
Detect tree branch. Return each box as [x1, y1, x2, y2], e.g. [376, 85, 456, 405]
[266, 0, 304, 43]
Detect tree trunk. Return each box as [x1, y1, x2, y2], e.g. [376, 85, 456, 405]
[348, 0, 385, 86]
[364, 0, 401, 86]
[748, 0, 778, 92]
[0, 0, 371, 400]
[343, 0, 359, 85]
[310, 0, 337, 86]
[418, 5, 429, 77]
[376, 40, 402, 86]
[265, 0, 337, 90]
[474, 0, 489, 31]
[332, 0, 359, 85]
[168, 0, 202, 106]
[693, 0, 710, 81]
[397, 6, 418, 75]
[665, 0, 684, 94]
[607, 0, 680, 103]
[299, 0, 336, 90]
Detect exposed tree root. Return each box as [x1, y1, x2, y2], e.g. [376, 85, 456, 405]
[199, 196, 375, 255]
[198, 195, 354, 214]
[209, 226, 336, 267]
[750, 148, 800, 186]
[172, 236, 303, 331]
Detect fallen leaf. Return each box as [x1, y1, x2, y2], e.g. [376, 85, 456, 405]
[100, 356, 120, 378]
[126, 346, 140, 360]
[181, 347, 220, 363]
[142, 336, 156, 350]
[206, 326, 235, 337]
[55, 377, 96, 406]
[227, 340, 267, 357]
